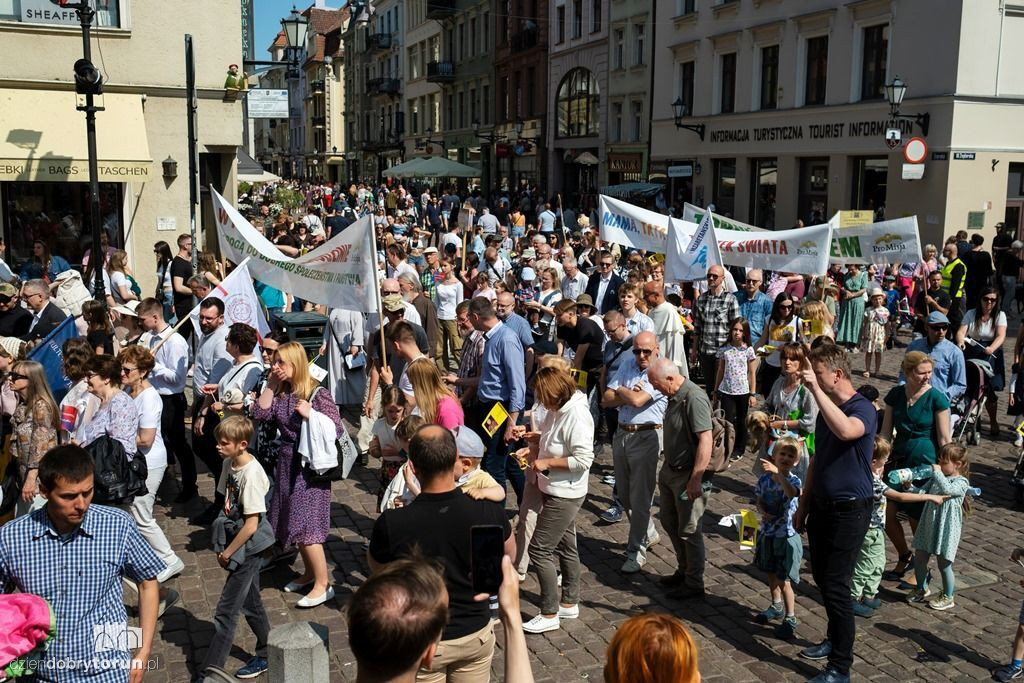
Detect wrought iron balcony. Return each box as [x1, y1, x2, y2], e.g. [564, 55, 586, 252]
[367, 32, 392, 52]
[312, 115, 326, 128]
[426, 0, 456, 20]
[309, 80, 325, 94]
[426, 60, 455, 83]
[367, 77, 401, 96]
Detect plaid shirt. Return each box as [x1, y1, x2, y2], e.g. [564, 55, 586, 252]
[693, 288, 741, 355]
[456, 330, 486, 398]
[0, 505, 164, 681]
[420, 267, 442, 300]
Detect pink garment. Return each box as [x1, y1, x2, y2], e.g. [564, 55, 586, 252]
[435, 396, 465, 429]
[0, 594, 53, 670]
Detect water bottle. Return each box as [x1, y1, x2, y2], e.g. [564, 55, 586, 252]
[886, 464, 935, 488]
[679, 480, 713, 501]
[967, 487, 981, 497]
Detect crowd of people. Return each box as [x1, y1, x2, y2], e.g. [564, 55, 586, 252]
[0, 175, 1023, 682]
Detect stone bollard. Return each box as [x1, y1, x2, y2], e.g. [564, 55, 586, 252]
[268, 621, 331, 682]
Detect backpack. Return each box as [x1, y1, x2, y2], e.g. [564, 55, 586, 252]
[85, 435, 148, 505]
[679, 394, 735, 474]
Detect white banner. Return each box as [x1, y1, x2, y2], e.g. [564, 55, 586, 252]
[827, 214, 923, 266]
[599, 194, 669, 253]
[681, 203, 767, 233]
[666, 212, 722, 281]
[189, 260, 272, 340]
[212, 188, 378, 311]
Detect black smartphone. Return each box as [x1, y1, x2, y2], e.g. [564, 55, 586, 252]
[470, 524, 504, 595]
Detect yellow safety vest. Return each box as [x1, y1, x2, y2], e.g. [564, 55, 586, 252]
[940, 258, 966, 299]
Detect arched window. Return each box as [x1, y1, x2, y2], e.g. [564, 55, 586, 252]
[556, 67, 600, 138]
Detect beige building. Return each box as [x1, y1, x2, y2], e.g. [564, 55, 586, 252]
[650, 0, 1024, 246]
[0, 0, 243, 294]
[605, 0, 654, 187]
[402, 0, 442, 162]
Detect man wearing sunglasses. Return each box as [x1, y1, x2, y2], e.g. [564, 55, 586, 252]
[692, 265, 741, 392]
[899, 310, 966, 404]
[602, 331, 666, 574]
[584, 250, 624, 315]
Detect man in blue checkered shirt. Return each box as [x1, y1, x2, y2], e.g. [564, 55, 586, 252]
[0, 445, 164, 682]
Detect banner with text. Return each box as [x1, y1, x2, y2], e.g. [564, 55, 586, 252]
[681, 203, 767, 233]
[599, 194, 670, 253]
[826, 214, 923, 266]
[666, 212, 722, 281]
[212, 188, 377, 311]
[671, 220, 833, 276]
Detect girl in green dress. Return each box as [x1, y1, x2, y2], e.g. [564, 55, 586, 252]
[835, 263, 868, 349]
[906, 443, 971, 611]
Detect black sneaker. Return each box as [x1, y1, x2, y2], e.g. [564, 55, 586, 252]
[993, 664, 1024, 682]
[800, 640, 833, 660]
[173, 487, 198, 504]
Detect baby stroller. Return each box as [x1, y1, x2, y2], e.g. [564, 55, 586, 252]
[953, 358, 992, 446]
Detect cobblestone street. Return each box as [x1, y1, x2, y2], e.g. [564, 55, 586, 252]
[139, 331, 1024, 682]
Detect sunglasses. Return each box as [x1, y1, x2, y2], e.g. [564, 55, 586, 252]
[779, 304, 793, 310]
[982, 297, 997, 303]
[707, 273, 722, 280]
[121, 366, 137, 375]
[632, 348, 654, 356]
[599, 262, 613, 268]
[929, 324, 949, 331]
[6, 372, 26, 382]
[745, 279, 761, 284]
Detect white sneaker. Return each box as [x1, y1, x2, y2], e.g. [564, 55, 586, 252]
[1016, 434, 1023, 448]
[646, 531, 661, 549]
[522, 614, 560, 633]
[157, 557, 185, 584]
[557, 604, 579, 619]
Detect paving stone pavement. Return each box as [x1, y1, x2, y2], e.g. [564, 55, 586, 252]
[134, 327, 1024, 681]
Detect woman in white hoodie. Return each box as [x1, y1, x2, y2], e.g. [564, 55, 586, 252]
[521, 367, 595, 634]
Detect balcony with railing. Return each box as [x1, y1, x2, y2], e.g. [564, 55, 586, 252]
[309, 80, 325, 94]
[367, 32, 392, 52]
[426, 60, 455, 84]
[509, 28, 538, 53]
[367, 77, 401, 96]
[426, 0, 456, 20]
[312, 115, 326, 128]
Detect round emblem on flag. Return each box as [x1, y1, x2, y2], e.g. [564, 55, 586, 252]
[225, 294, 254, 325]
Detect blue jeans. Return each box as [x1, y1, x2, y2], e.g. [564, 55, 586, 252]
[200, 552, 270, 673]
[471, 400, 524, 505]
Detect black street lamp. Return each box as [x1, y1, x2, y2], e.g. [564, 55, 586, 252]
[473, 119, 501, 195]
[671, 98, 705, 141]
[885, 76, 930, 136]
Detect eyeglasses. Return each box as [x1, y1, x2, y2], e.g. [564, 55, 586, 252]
[982, 297, 997, 303]
[929, 324, 949, 331]
[381, 290, 400, 295]
[120, 366, 137, 375]
[6, 372, 26, 382]
[632, 348, 654, 356]
[745, 279, 761, 285]
[779, 304, 793, 310]
[599, 262, 613, 268]
[605, 325, 623, 335]
[707, 273, 721, 280]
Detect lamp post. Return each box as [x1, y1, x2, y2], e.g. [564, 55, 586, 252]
[472, 119, 500, 198]
[885, 76, 930, 136]
[671, 98, 705, 141]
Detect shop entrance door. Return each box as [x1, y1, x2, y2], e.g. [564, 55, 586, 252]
[798, 158, 829, 225]
[852, 157, 888, 219]
[1005, 201, 1023, 241]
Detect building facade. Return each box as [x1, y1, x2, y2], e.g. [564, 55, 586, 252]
[493, 0, 549, 191]
[547, 0, 607, 201]
[403, 0, 443, 163]
[650, 0, 1024, 245]
[301, 5, 347, 181]
[605, 0, 655, 187]
[0, 0, 243, 294]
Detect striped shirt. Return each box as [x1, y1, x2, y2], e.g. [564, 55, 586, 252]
[456, 331, 486, 398]
[0, 505, 164, 681]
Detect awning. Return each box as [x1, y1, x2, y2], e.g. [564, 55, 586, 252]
[599, 182, 665, 199]
[0, 89, 152, 182]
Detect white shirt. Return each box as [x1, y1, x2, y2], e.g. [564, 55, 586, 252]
[561, 270, 588, 300]
[595, 275, 613, 311]
[433, 281, 464, 321]
[142, 325, 189, 394]
[133, 386, 167, 469]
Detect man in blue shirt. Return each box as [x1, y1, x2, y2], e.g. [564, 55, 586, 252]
[899, 311, 967, 403]
[0, 445, 164, 682]
[734, 269, 773, 342]
[794, 344, 876, 683]
[537, 203, 557, 234]
[468, 297, 526, 502]
[495, 291, 535, 377]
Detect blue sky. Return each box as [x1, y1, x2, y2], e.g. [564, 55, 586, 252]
[254, 0, 347, 58]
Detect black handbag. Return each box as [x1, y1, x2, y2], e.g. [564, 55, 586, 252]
[85, 434, 148, 505]
[0, 458, 22, 517]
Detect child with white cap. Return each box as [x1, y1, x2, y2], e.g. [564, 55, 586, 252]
[453, 426, 505, 502]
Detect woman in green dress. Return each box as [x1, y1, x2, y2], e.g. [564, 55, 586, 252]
[835, 263, 868, 349]
[880, 351, 951, 583]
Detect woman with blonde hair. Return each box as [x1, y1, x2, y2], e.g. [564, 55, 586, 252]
[799, 299, 836, 344]
[604, 613, 700, 683]
[405, 359, 464, 429]
[107, 249, 138, 305]
[253, 341, 343, 608]
[521, 365, 595, 634]
[8, 359, 59, 514]
[197, 251, 224, 287]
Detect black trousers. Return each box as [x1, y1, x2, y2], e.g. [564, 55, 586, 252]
[191, 401, 225, 490]
[718, 393, 750, 455]
[160, 393, 192, 487]
[806, 498, 871, 676]
[698, 352, 718, 394]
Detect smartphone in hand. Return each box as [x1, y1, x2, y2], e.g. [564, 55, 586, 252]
[470, 524, 505, 595]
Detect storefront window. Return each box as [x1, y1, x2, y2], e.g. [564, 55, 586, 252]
[750, 158, 777, 229]
[0, 0, 120, 26]
[713, 158, 736, 218]
[1, 181, 124, 274]
[798, 158, 829, 225]
[852, 157, 888, 220]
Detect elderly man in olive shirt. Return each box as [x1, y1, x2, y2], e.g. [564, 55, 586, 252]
[648, 357, 713, 601]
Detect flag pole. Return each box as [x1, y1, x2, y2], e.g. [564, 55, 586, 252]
[370, 217, 387, 369]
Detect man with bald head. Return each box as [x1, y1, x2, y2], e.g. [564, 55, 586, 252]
[601, 331, 667, 573]
[643, 280, 689, 378]
[735, 268, 773, 341]
[648, 357, 713, 600]
[692, 264, 740, 392]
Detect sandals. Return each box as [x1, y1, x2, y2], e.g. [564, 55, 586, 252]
[883, 552, 914, 581]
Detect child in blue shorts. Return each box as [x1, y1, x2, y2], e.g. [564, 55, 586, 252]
[753, 435, 803, 640]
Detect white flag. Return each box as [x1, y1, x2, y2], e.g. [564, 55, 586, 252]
[189, 260, 272, 340]
[666, 211, 722, 281]
[211, 187, 378, 311]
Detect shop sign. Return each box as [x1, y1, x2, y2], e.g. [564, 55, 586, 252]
[608, 154, 643, 173]
[20, 0, 78, 25]
[649, 159, 668, 174]
[902, 163, 925, 180]
[953, 152, 976, 160]
[932, 152, 949, 161]
[837, 210, 874, 228]
[248, 90, 289, 119]
[495, 143, 510, 158]
[0, 159, 151, 182]
[706, 118, 914, 144]
[668, 164, 693, 178]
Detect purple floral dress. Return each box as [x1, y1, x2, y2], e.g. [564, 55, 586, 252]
[251, 387, 342, 546]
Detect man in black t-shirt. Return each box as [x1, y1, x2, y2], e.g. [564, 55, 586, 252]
[170, 234, 194, 339]
[369, 425, 512, 681]
[554, 299, 604, 395]
[912, 270, 951, 338]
